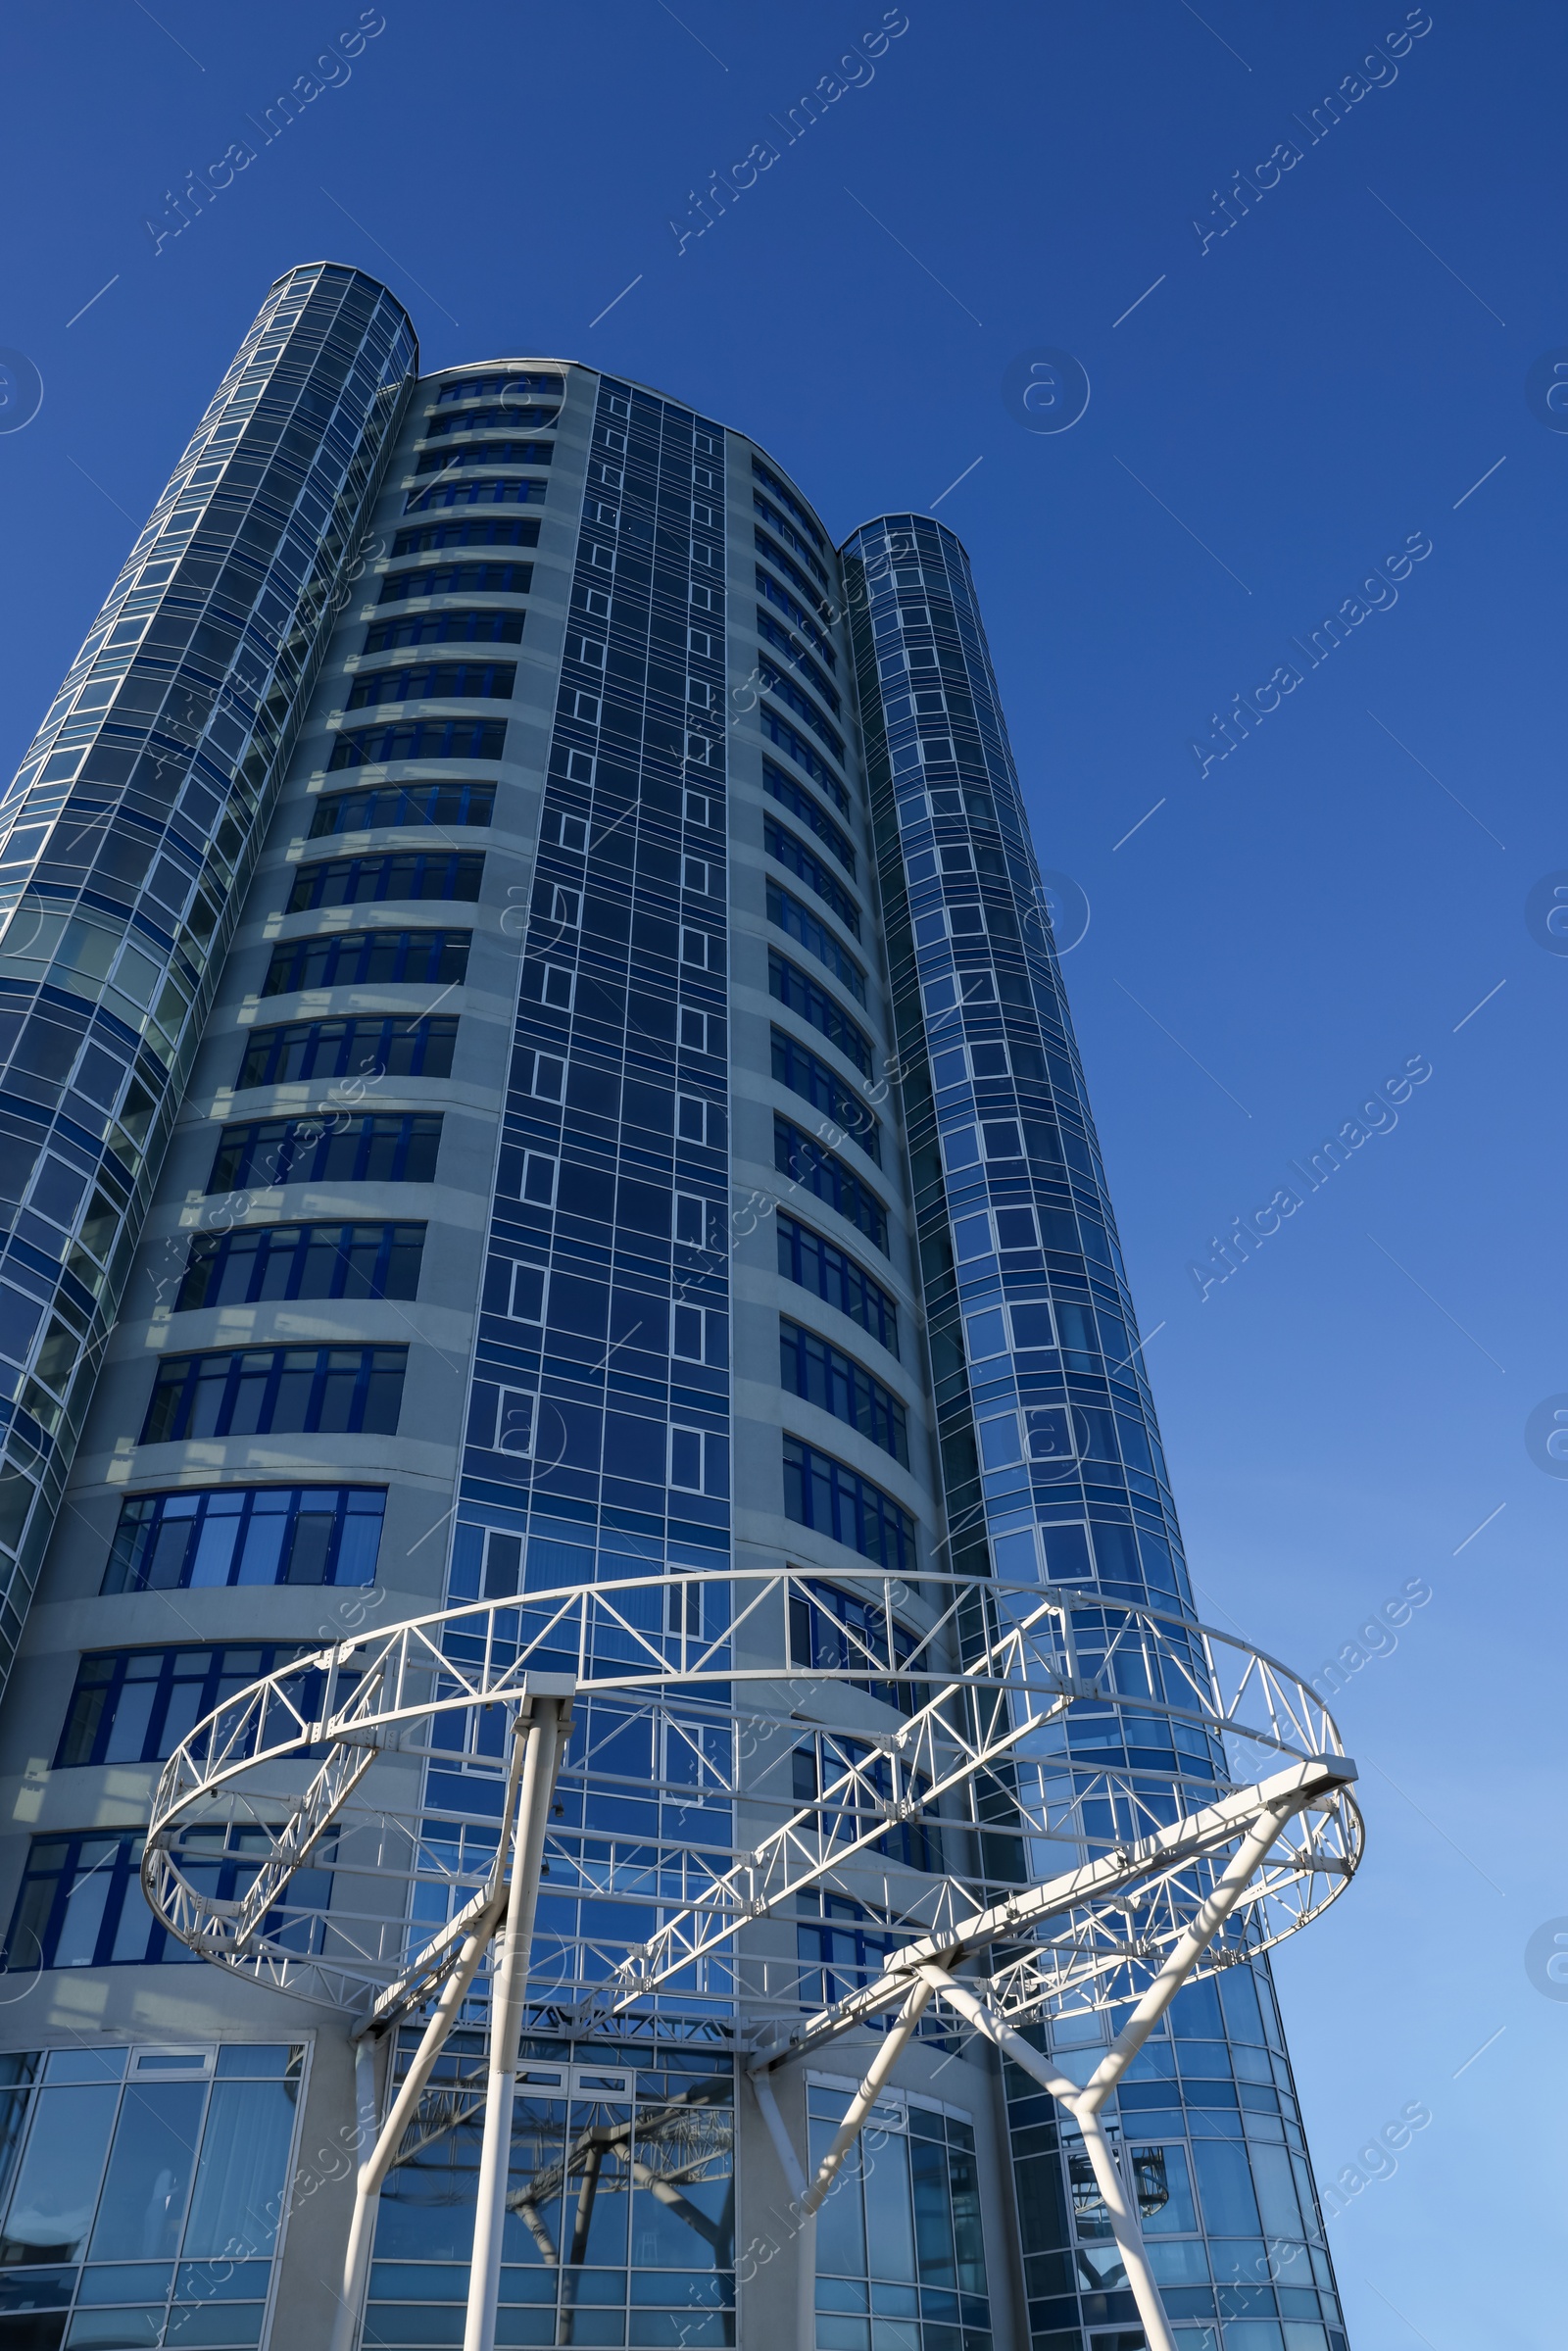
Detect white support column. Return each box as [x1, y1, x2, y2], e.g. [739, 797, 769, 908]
[1077, 1795, 1298, 2118]
[752, 2068, 815, 2351]
[800, 1978, 933, 2220]
[463, 1688, 572, 2351]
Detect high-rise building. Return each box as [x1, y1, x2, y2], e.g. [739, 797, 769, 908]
[0, 267, 1354, 2351]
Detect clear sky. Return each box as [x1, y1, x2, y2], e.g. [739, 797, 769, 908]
[0, 6, 1560, 2343]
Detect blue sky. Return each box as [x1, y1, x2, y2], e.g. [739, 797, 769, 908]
[1, 5, 1561, 2341]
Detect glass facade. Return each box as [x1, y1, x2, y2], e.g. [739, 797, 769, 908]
[0, 279, 1350, 2351]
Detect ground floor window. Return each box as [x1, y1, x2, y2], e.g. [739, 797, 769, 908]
[0, 2039, 305, 2348]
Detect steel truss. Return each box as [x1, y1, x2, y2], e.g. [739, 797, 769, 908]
[141, 1569, 1363, 2351]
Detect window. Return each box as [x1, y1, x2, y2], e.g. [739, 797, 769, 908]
[403, 478, 546, 519]
[262, 926, 469, 994]
[328, 718, 507, 767]
[756, 570, 837, 668]
[463, 1386, 539, 1455]
[521, 960, 574, 1010]
[767, 881, 866, 1003]
[788, 1583, 921, 1716]
[752, 456, 827, 551]
[672, 1300, 727, 1366]
[756, 527, 830, 622]
[753, 492, 829, 585]
[763, 756, 853, 850]
[776, 1213, 900, 1358]
[673, 1193, 727, 1250]
[435, 370, 564, 403]
[769, 952, 872, 1076]
[669, 1424, 728, 1496]
[779, 1319, 908, 1463]
[414, 440, 554, 474]
[176, 1222, 424, 1311]
[207, 1114, 442, 1194]
[142, 1348, 407, 1445]
[755, 612, 841, 714]
[774, 1117, 888, 1253]
[390, 517, 540, 557]
[792, 1736, 943, 1871]
[423, 405, 558, 437]
[563, 688, 600, 722]
[345, 661, 514, 709]
[682, 854, 713, 894]
[799, 2074, 989, 2304]
[684, 787, 716, 827]
[546, 808, 588, 852]
[758, 657, 845, 760]
[497, 1146, 558, 1206]
[962, 1298, 1056, 1360]
[363, 607, 524, 654]
[378, 560, 532, 602]
[0, 2040, 305, 2351]
[680, 925, 722, 971]
[309, 779, 494, 835]
[760, 705, 845, 802]
[772, 1029, 880, 1163]
[482, 1255, 546, 1323]
[565, 631, 605, 666]
[287, 851, 484, 910]
[6, 1830, 327, 1973]
[235, 1016, 458, 1087]
[514, 1049, 564, 1102]
[100, 1485, 386, 1593]
[544, 883, 581, 928]
[783, 1438, 914, 1572]
[676, 1094, 726, 1149]
[764, 816, 860, 936]
[679, 1005, 724, 1055]
[58, 1642, 342, 1767]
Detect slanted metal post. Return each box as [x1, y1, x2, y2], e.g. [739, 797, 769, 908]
[464, 1683, 573, 2351]
[917, 1795, 1303, 2351]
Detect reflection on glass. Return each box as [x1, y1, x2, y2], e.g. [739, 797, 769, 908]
[183, 2081, 300, 2260]
[88, 2085, 205, 2262]
[0, 2087, 119, 2263]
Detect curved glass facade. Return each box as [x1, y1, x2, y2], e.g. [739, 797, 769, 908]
[0, 279, 1350, 2351]
[0, 264, 415, 1678]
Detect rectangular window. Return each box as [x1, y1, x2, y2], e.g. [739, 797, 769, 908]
[752, 457, 827, 551]
[207, 1114, 442, 1194]
[669, 1424, 728, 1496]
[565, 632, 605, 666]
[546, 808, 589, 852]
[497, 1147, 558, 1206]
[762, 756, 853, 852]
[58, 1641, 342, 1768]
[176, 1222, 425, 1311]
[100, 1485, 385, 1594]
[310, 779, 494, 836]
[480, 1255, 546, 1324]
[413, 441, 554, 475]
[5, 1829, 330, 1975]
[753, 492, 829, 585]
[779, 1319, 908, 1464]
[756, 526, 827, 620]
[514, 1050, 564, 1102]
[521, 961, 574, 1011]
[563, 689, 600, 723]
[676, 1094, 726, 1150]
[788, 1579, 919, 1717]
[774, 1117, 888, 1254]
[345, 661, 514, 710]
[771, 1029, 880, 1163]
[679, 1006, 725, 1056]
[390, 517, 541, 557]
[434, 370, 564, 403]
[423, 398, 559, 432]
[235, 1017, 458, 1088]
[141, 1348, 408, 1445]
[673, 1194, 727, 1251]
[763, 816, 860, 937]
[769, 953, 872, 1076]
[672, 1301, 727, 1367]
[546, 884, 581, 928]
[287, 853, 484, 910]
[756, 565, 837, 669]
[767, 881, 866, 1003]
[680, 926, 722, 971]
[755, 610, 840, 713]
[684, 787, 716, 827]
[683, 855, 712, 894]
[378, 560, 533, 603]
[262, 927, 470, 995]
[363, 608, 524, 654]
[758, 658, 845, 761]
[775, 1212, 900, 1357]
[487, 1387, 536, 1456]
[327, 719, 507, 768]
[782, 1437, 915, 1573]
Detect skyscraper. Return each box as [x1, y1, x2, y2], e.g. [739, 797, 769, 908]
[0, 267, 1355, 2351]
